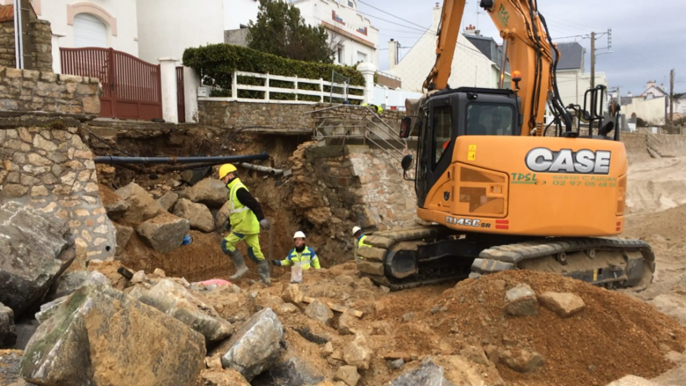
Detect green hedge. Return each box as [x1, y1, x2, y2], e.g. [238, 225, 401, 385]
[183, 44, 364, 102]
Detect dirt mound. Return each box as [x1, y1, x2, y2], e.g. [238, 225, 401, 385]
[625, 203, 686, 246]
[194, 264, 686, 386]
[419, 271, 686, 386]
[626, 157, 686, 215]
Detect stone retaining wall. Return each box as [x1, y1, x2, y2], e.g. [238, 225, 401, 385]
[0, 66, 101, 116]
[198, 100, 315, 131]
[303, 144, 417, 232]
[0, 5, 53, 72]
[0, 119, 116, 260]
[197, 101, 406, 134]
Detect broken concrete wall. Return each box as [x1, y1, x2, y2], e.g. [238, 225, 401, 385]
[0, 118, 116, 260]
[0, 66, 100, 116]
[296, 144, 416, 238]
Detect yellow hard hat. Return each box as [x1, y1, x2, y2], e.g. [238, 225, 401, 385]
[218, 163, 237, 179]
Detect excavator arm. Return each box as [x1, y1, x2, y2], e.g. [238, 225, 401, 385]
[423, 0, 569, 134]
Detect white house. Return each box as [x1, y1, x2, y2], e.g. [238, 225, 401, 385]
[386, 4, 498, 92]
[292, 0, 379, 67]
[136, 0, 225, 64]
[12, 0, 225, 71]
[223, 0, 379, 67]
[5, 0, 139, 73]
[553, 42, 608, 108]
[225, 0, 259, 30]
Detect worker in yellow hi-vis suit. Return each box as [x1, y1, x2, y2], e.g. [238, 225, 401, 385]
[218, 163, 272, 284]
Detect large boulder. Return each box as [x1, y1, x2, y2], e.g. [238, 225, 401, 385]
[47, 270, 110, 300]
[180, 178, 229, 208]
[157, 191, 179, 212]
[0, 303, 16, 348]
[133, 279, 233, 342]
[114, 182, 164, 224]
[221, 308, 284, 381]
[136, 212, 190, 254]
[0, 202, 75, 317]
[173, 198, 215, 232]
[21, 285, 206, 386]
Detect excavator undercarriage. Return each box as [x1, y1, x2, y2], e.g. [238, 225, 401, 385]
[356, 226, 655, 291]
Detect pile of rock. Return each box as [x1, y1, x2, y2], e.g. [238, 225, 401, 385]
[104, 177, 231, 256]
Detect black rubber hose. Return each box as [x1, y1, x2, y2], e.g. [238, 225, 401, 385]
[94, 152, 269, 165]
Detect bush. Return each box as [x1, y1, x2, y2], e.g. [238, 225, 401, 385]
[183, 44, 364, 102]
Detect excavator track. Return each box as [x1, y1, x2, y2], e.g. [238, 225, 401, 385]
[356, 226, 655, 291]
[473, 237, 655, 290]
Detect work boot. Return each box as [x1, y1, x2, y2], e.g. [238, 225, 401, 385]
[228, 250, 249, 280]
[257, 260, 271, 285]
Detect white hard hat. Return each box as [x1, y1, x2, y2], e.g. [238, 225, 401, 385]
[293, 231, 306, 239]
[352, 226, 362, 235]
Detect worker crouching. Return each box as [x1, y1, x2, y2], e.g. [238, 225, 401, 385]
[273, 231, 320, 283]
[218, 163, 272, 284]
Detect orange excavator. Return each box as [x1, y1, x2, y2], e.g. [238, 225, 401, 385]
[356, 0, 655, 290]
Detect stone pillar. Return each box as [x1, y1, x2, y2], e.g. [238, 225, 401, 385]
[357, 62, 376, 105]
[158, 57, 179, 124]
[183, 66, 200, 123]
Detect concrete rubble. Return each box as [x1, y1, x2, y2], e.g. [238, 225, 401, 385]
[136, 212, 190, 253]
[0, 202, 75, 318]
[133, 279, 234, 342]
[21, 285, 206, 386]
[180, 177, 229, 208]
[504, 283, 538, 317]
[48, 270, 110, 300]
[538, 291, 586, 318]
[0, 303, 16, 348]
[114, 182, 164, 224]
[221, 307, 284, 381]
[173, 198, 215, 232]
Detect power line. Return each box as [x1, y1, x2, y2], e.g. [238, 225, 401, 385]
[357, 0, 435, 33]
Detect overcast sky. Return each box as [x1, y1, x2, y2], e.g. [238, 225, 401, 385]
[355, 0, 686, 96]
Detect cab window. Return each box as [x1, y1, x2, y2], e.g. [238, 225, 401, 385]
[467, 104, 515, 135]
[432, 105, 452, 167]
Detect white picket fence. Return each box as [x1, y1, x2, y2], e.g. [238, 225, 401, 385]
[202, 70, 365, 104]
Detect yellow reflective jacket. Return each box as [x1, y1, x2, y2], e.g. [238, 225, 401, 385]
[227, 178, 260, 235]
[279, 246, 320, 270]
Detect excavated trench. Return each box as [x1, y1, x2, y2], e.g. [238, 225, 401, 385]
[87, 122, 354, 282]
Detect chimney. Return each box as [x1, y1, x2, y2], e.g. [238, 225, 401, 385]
[628, 91, 633, 97]
[388, 39, 399, 70]
[646, 80, 656, 88]
[432, 3, 442, 29]
[464, 24, 477, 35]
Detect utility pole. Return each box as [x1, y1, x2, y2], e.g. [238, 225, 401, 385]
[590, 31, 595, 89]
[670, 69, 675, 123]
